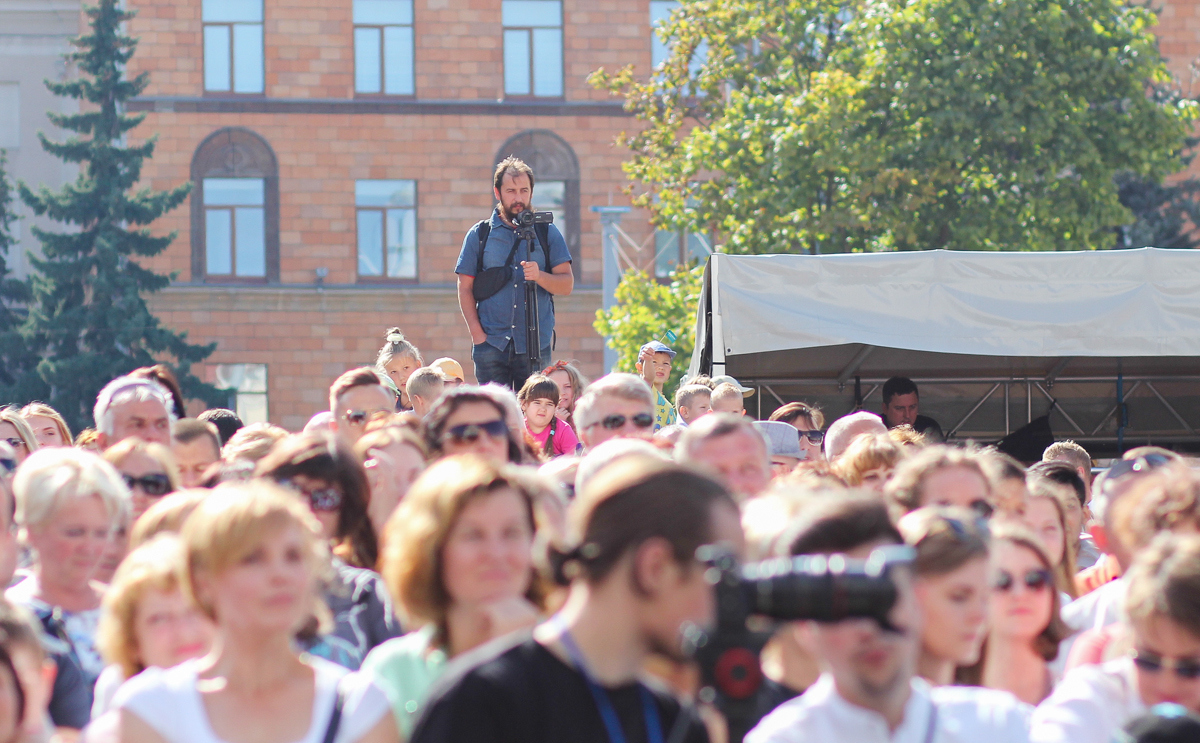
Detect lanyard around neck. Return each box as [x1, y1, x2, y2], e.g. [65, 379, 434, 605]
[551, 616, 664, 743]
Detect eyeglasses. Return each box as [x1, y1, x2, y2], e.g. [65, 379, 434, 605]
[588, 413, 655, 431]
[1133, 649, 1200, 680]
[992, 568, 1052, 592]
[276, 479, 343, 513]
[3, 438, 23, 450]
[444, 419, 509, 444]
[122, 473, 172, 497]
[1107, 454, 1171, 481]
[796, 430, 824, 445]
[0, 458, 14, 475]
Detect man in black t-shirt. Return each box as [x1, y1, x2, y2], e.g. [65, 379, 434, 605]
[880, 376, 945, 443]
[410, 457, 744, 743]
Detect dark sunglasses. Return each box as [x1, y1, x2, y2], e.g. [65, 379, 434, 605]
[969, 499, 995, 520]
[275, 479, 343, 513]
[592, 413, 654, 431]
[3, 438, 23, 450]
[444, 419, 509, 444]
[0, 458, 15, 475]
[993, 568, 1052, 592]
[1107, 454, 1171, 481]
[796, 430, 824, 445]
[1133, 649, 1200, 680]
[122, 473, 172, 497]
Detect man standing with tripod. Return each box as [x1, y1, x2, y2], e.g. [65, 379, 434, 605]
[456, 157, 573, 389]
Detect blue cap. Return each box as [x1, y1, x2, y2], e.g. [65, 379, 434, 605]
[641, 340, 676, 358]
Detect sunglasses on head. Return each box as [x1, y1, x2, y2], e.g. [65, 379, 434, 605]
[993, 568, 1052, 592]
[3, 438, 23, 450]
[591, 413, 654, 431]
[1107, 454, 1172, 481]
[444, 419, 509, 444]
[796, 430, 824, 445]
[1133, 649, 1200, 680]
[122, 473, 172, 497]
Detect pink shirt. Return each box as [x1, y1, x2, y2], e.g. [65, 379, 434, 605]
[526, 417, 580, 457]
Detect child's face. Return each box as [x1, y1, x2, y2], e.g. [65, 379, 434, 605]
[650, 352, 672, 384]
[711, 396, 744, 415]
[680, 395, 711, 424]
[523, 397, 558, 431]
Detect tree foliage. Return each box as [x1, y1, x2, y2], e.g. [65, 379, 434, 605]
[592, 0, 1197, 252]
[594, 264, 705, 396]
[0, 154, 38, 399]
[16, 0, 220, 431]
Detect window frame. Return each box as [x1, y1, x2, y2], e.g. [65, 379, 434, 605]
[501, 1, 564, 100]
[354, 179, 420, 283]
[201, 2, 266, 97]
[352, 1, 416, 98]
[202, 179, 267, 280]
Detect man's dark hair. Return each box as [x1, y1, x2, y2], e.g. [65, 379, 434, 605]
[197, 408, 243, 447]
[787, 494, 903, 556]
[173, 418, 221, 452]
[882, 376, 919, 405]
[1028, 460, 1087, 507]
[493, 156, 535, 192]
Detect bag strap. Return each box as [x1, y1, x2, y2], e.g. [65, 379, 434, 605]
[321, 677, 347, 743]
[474, 220, 491, 277]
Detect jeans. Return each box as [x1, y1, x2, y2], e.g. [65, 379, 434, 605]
[472, 340, 553, 391]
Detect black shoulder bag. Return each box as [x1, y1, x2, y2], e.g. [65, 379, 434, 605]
[471, 221, 553, 302]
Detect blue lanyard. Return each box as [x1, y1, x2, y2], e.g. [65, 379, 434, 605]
[552, 617, 665, 743]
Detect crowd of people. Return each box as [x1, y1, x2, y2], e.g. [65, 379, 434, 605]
[0, 327, 1193, 743]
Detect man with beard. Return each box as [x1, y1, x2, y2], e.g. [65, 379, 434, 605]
[456, 157, 574, 389]
[748, 495, 1031, 743]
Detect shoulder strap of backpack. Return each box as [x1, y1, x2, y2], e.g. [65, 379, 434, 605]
[535, 222, 551, 262]
[474, 220, 491, 276]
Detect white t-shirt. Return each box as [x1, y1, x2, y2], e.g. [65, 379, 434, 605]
[746, 674, 1032, 743]
[1029, 657, 1145, 743]
[113, 656, 390, 743]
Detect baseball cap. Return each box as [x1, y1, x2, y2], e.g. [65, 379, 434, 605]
[640, 340, 676, 359]
[712, 374, 754, 397]
[431, 357, 465, 382]
[754, 421, 805, 460]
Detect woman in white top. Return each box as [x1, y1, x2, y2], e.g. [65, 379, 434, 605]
[1032, 532, 1200, 742]
[116, 481, 396, 743]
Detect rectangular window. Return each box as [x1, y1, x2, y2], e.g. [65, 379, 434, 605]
[203, 0, 264, 93]
[355, 180, 417, 279]
[502, 0, 563, 97]
[537, 180, 567, 243]
[204, 178, 266, 278]
[353, 0, 415, 95]
[649, 0, 706, 74]
[215, 363, 268, 424]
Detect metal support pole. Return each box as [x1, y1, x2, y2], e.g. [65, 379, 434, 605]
[1004, 382, 1010, 435]
[948, 383, 1001, 438]
[591, 206, 631, 373]
[1145, 382, 1196, 435]
[1117, 366, 1125, 454]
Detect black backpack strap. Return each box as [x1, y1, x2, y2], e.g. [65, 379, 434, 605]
[322, 677, 347, 743]
[534, 222, 551, 263]
[474, 220, 491, 276]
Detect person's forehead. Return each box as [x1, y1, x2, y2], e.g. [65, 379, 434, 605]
[113, 398, 169, 419]
[500, 172, 531, 189]
[698, 428, 765, 454]
[653, 352, 673, 362]
[338, 384, 392, 408]
[888, 392, 919, 405]
[596, 395, 651, 414]
[177, 436, 220, 458]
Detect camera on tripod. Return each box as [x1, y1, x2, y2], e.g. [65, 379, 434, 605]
[688, 544, 915, 742]
[513, 209, 554, 231]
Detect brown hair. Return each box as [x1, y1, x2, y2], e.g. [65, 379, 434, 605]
[19, 403, 73, 445]
[1125, 532, 1200, 638]
[553, 456, 736, 587]
[786, 492, 902, 556]
[542, 361, 589, 417]
[493, 156, 535, 191]
[1026, 479, 1079, 599]
[130, 365, 187, 420]
[989, 523, 1070, 660]
[172, 419, 221, 454]
[1042, 440, 1092, 476]
[328, 367, 390, 413]
[353, 424, 429, 464]
[517, 374, 560, 408]
[222, 422, 288, 464]
[884, 446, 991, 518]
[768, 401, 825, 430]
[375, 327, 423, 370]
[897, 506, 990, 577]
[1116, 465, 1200, 555]
[379, 456, 546, 642]
[831, 433, 905, 487]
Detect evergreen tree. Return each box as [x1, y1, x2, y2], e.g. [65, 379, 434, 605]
[0, 153, 39, 399]
[18, 0, 219, 431]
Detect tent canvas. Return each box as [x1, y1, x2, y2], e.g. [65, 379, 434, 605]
[688, 249, 1200, 454]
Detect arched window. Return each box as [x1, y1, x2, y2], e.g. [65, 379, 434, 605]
[493, 130, 580, 279]
[190, 127, 280, 283]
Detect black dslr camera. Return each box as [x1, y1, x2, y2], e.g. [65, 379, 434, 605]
[688, 545, 915, 743]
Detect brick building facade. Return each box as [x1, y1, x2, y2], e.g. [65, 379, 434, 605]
[124, 0, 669, 430]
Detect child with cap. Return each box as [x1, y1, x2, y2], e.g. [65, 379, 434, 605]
[636, 340, 677, 431]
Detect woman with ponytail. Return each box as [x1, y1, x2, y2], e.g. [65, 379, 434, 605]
[375, 328, 424, 411]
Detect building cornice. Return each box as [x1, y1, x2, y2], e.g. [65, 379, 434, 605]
[127, 96, 631, 118]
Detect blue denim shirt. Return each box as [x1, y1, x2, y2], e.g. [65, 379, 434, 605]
[455, 208, 572, 354]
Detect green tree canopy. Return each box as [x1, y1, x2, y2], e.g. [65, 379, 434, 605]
[593, 0, 1197, 252]
[17, 0, 219, 430]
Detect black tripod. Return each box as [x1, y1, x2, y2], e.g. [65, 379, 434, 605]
[512, 209, 553, 376]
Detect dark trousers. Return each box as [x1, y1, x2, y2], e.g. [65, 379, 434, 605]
[472, 340, 552, 391]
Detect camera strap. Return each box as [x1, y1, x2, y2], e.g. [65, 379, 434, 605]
[550, 615, 665, 743]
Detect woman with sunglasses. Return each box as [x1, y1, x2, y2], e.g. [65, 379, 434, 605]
[0, 409, 37, 467]
[897, 506, 991, 686]
[969, 524, 1069, 705]
[1032, 532, 1200, 742]
[255, 432, 400, 668]
[768, 401, 825, 461]
[102, 440, 179, 522]
[423, 388, 522, 465]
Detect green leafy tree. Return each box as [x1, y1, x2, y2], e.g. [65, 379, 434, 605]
[594, 264, 705, 396]
[18, 0, 220, 431]
[592, 0, 1197, 252]
[0, 153, 39, 398]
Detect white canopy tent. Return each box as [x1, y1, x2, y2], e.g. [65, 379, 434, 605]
[688, 249, 1200, 455]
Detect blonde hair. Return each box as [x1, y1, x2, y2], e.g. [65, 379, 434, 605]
[888, 425, 927, 449]
[221, 422, 288, 464]
[831, 433, 905, 486]
[180, 482, 329, 624]
[96, 535, 189, 677]
[130, 489, 208, 548]
[709, 383, 743, 406]
[375, 327, 423, 369]
[0, 407, 38, 454]
[1125, 532, 1200, 638]
[19, 403, 72, 446]
[102, 438, 181, 492]
[379, 456, 544, 641]
[14, 447, 130, 533]
[884, 445, 991, 517]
